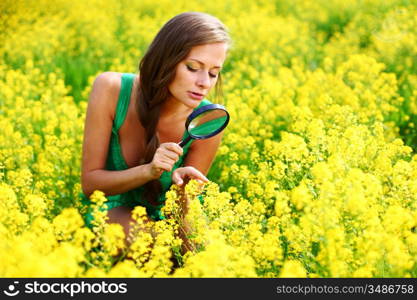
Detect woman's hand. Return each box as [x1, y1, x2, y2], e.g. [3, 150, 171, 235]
[148, 143, 183, 179]
[171, 166, 209, 186]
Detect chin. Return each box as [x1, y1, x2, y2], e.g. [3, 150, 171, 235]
[183, 98, 201, 109]
[189, 100, 202, 109]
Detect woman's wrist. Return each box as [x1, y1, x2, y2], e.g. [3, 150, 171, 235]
[142, 163, 160, 181]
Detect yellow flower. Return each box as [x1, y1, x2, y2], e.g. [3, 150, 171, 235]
[52, 208, 84, 241]
[279, 260, 307, 278]
[23, 194, 47, 217]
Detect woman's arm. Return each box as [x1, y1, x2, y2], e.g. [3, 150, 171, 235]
[81, 72, 155, 197]
[182, 130, 224, 176]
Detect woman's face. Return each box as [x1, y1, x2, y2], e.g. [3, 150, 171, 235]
[168, 42, 228, 109]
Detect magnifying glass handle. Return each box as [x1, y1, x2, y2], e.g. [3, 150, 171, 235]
[178, 136, 192, 148]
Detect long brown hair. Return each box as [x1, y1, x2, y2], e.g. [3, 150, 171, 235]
[136, 12, 231, 205]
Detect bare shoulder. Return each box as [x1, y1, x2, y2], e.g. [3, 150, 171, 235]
[88, 71, 123, 119]
[82, 72, 123, 183]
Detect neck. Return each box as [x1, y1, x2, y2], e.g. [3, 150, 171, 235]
[160, 96, 193, 120]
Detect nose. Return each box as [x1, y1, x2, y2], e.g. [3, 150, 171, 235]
[196, 72, 210, 89]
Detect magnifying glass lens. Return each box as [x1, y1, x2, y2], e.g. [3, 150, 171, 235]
[178, 103, 230, 147]
[188, 110, 228, 137]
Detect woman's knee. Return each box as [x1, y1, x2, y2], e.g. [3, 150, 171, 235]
[107, 206, 155, 245]
[107, 206, 135, 238]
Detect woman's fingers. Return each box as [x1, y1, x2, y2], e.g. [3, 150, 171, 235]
[150, 143, 184, 177]
[156, 144, 182, 162]
[158, 156, 177, 167]
[172, 170, 183, 186]
[187, 167, 209, 182]
[151, 161, 173, 174]
[161, 142, 183, 157]
[172, 167, 209, 186]
[158, 147, 180, 161]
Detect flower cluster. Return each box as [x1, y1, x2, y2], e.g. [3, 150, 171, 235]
[1, 0, 417, 277]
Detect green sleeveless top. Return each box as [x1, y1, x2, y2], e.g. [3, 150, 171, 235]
[80, 73, 212, 226]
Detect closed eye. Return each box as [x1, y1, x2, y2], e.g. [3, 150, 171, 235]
[186, 65, 198, 72]
[186, 65, 218, 78]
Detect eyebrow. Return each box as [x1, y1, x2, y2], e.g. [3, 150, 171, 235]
[188, 58, 222, 69]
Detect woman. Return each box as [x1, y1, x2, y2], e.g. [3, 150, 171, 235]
[80, 12, 231, 248]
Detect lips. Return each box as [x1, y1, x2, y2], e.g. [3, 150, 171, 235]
[187, 91, 205, 100]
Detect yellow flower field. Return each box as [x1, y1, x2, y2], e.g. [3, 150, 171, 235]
[1, 0, 417, 277]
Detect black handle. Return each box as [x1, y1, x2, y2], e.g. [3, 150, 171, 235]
[178, 135, 192, 147]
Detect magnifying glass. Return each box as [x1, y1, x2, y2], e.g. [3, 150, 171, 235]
[178, 104, 230, 147]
